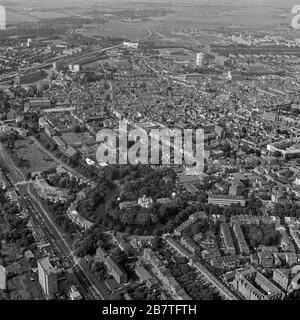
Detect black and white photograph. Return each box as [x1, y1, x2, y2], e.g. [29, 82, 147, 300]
[0, 0, 299, 316]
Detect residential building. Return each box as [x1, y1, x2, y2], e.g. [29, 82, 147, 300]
[233, 267, 285, 300]
[232, 223, 250, 255]
[95, 247, 127, 284]
[0, 265, 6, 290]
[220, 223, 236, 255]
[290, 227, 300, 251]
[138, 195, 154, 209]
[208, 194, 246, 207]
[38, 257, 63, 297]
[273, 269, 290, 291]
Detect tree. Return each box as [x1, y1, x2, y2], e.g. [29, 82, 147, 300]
[73, 125, 81, 133]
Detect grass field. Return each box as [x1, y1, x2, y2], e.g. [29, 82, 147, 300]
[61, 132, 94, 147]
[12, 138, 57, 173]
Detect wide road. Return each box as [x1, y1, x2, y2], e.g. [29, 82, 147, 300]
[24, 183, 109, 300]
[0, 143, 25, 183]
[0, 141, 108, 300]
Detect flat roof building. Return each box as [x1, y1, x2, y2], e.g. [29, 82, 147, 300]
[38, 257, 63, 297]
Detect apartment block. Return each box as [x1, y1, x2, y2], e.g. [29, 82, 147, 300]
[220, 223, 236, 255]
[232, 223, 250, 255]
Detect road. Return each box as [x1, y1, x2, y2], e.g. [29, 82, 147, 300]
[3, 28, 152, 81]
[25, 182, 108, 300]
[0, 142, 109, 300]
[30, 136, 94, 184]
[0, 143, 25, 183]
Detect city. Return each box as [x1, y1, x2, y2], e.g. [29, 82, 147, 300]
[0, 0, 300, 309]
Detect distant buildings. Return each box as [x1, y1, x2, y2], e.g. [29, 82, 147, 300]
[27, 97, 52, 109]
[123, 42, 139, 49]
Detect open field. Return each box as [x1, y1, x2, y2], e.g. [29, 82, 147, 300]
[4, 0, 299, 31]
[61, 132, 95, 147]
[12, 138, 56, 173]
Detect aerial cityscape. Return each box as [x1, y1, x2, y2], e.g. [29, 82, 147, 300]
[1, 0, 300, 307]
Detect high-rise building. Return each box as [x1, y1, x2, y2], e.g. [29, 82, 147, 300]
[0, 265, 6, 290]
[196, 52, 205, 66]
[38, 257, 63, 296]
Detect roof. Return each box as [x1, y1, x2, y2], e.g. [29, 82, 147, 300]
[106, 256, 126, 277]
[38, 257, 57, 273]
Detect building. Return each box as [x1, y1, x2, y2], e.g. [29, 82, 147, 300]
[257, 251, 274, 268]
[220, 223, 236, 255]
[138, 195, 153, 209]
[278, 227, 295, 252]
[273, 269, 290, 291]
[290, 227, 300, 251]
[119, 200, 139, 212]
[123, 42, 139, 49]
[231, 214, 260, 225]
[232, 223, 250, 255]
[67, 210, 94, 230]
[233, 267, 285, 300]
[69, 285, 83, 300]
[52, 135, 66, 148]
[34, 178, 68, 203]
[165, 237, 193, 259]
[38, 257, 63, 297]
[104, 256, 127, 284]
[143, 248, 190, 300]
[229, 180, 245, 196]
[28, 97, 52, 109]
[180, 237, 200, 255]
[211, 256, 239, 270]
[208, 194, 246, 207]
[196, 52, 205, 66]
[156, 197, 173, 206]
[0, 265, 6, 290]
[135, 265, 153, 283]
[174, 211, 207, 236]
[95, 247, 127, 284]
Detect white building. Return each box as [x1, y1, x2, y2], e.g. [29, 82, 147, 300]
[138, 195, 153, 209]
[38, 257, 62, 296]
[123, 42, 139, 49]
[0, 265, 6, 290]
[196, 52, 205, 66]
